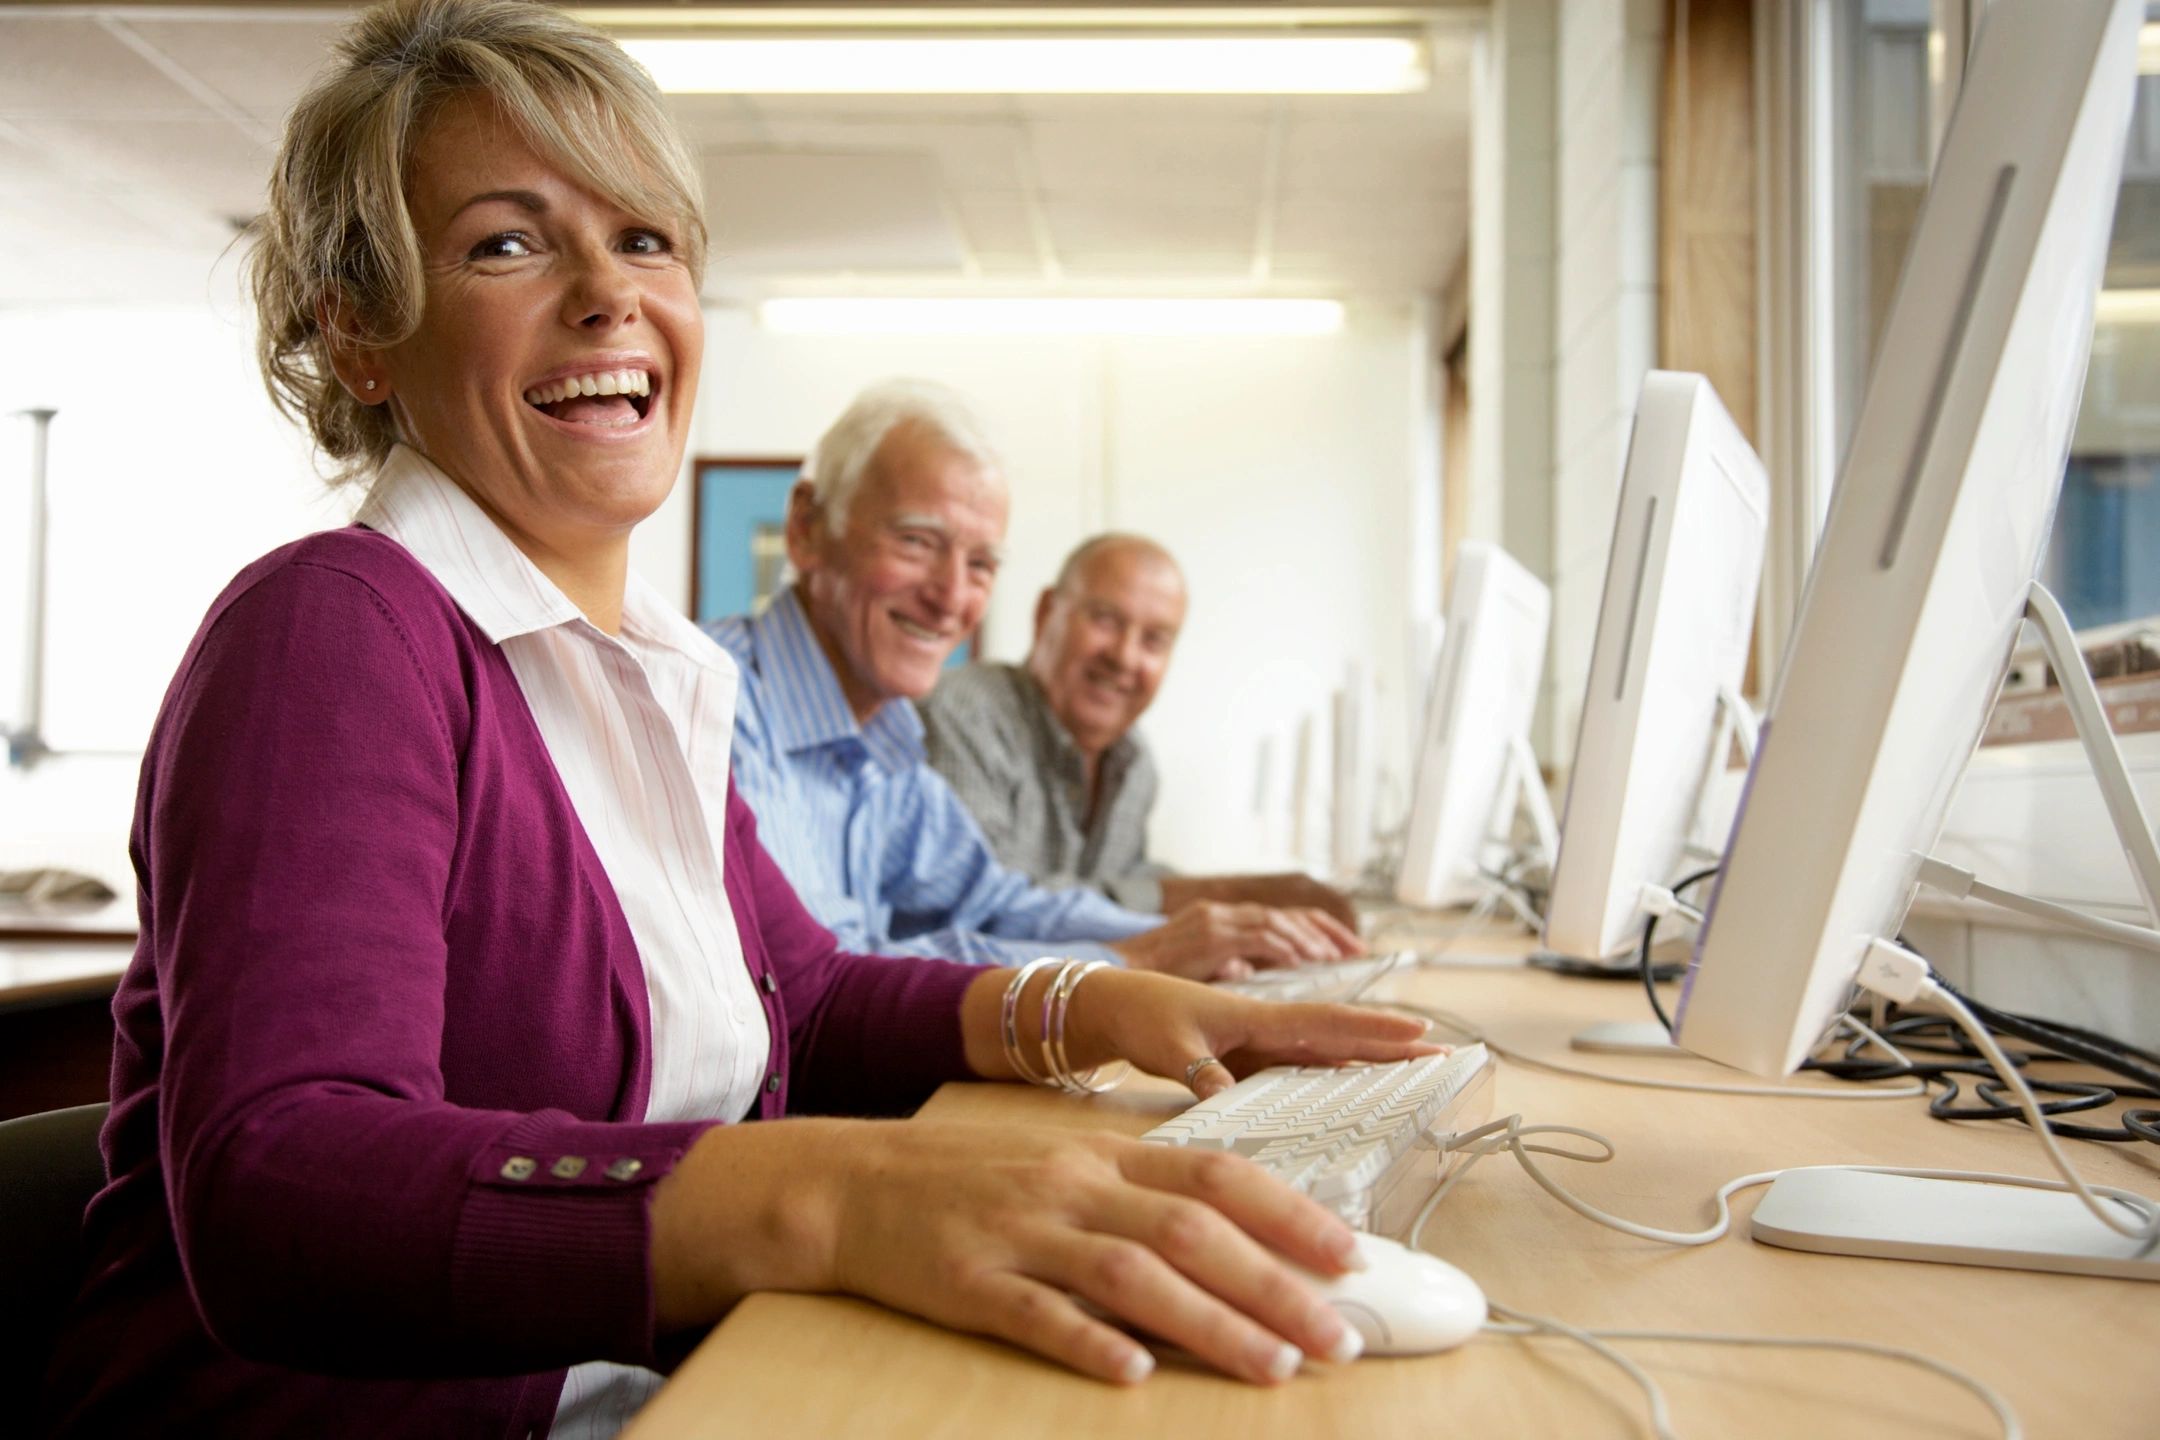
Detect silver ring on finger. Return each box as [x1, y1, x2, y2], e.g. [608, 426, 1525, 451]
[1183, 1055, 1225, 1088]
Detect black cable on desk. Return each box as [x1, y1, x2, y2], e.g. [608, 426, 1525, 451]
[1635, 864, 1721, 1036]
[1627, 872, 2160, 1145]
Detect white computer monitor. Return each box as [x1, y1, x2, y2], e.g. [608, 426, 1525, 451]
[1331, 662, 1376, 882]
[1543, 372, 1769, 963]
[1396, 540, 1553, 909]
[1676, 0, 2142, 1078]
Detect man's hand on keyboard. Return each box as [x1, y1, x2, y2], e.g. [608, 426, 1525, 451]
[1108, 900, 1364, 981]
[1159, 871, 1359, 929]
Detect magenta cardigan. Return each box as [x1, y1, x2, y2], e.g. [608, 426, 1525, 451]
[37, 528, 980, 1439]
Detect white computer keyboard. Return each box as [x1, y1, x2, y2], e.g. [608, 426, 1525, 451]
[1211, 950, 1418, 1003]
[1142, 1045, 1495, 1237]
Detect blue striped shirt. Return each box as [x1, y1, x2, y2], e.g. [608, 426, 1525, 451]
[705, 587, 1157, 966]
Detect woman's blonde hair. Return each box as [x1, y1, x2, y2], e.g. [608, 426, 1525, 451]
[248, 0, 707, 485]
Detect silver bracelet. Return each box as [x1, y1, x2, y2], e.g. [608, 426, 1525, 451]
[1039, 958, 1080, 1089]
[1046, 959, 1130, 1095]
[1000, 958, 1061, 1086]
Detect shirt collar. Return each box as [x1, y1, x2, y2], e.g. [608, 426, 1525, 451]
[1016, 664, 1138, 775]
[354, 444, 730, 675]
[751, 585, 925, 770]
[356, 445, 581, 644]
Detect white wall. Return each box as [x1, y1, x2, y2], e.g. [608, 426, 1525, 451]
[1550, 0, 1664, 767]
[1472, 0, 1662, 771]
[1468, 0, 1558, 735]
[2, 298, 1441, 885]
[652, 305, 1440, 873]
[0, 297, 333, 888]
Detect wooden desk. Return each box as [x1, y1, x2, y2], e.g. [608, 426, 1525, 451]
[0, 937, 132, 1012]
[0, 935, 130, 1120]
[627, 942, 2160, 1439]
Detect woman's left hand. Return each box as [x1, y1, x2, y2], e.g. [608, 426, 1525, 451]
[1064, 967, 1443, 1100]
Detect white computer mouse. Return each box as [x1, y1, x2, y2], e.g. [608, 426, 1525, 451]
[1299, 1232, 1487, 1356]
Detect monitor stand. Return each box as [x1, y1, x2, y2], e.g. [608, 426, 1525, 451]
[1747, 580, 2160, 1280]
[1480, 732, 1559, 931]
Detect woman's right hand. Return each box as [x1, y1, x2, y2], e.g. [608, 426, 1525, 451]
[821, 1119, 1367, 1384]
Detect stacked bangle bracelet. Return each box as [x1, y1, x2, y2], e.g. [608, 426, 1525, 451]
[999, 958, 1131, 1095]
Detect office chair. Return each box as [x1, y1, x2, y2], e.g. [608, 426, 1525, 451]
[0, 1102, 109, 1399]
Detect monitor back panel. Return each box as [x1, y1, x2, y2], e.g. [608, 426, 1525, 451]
[1676, 0, 2141, 1077]
[1397, 541, 1552, 908]
[1546, 372, 1768, 960]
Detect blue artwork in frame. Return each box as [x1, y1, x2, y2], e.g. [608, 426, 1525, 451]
[690, 458, 800, 626]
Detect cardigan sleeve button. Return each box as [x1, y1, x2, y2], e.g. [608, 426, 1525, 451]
[500, 1157, 537, 1181]
[550, 1156, 588, 1180]
[603, 1157, 644, 1182]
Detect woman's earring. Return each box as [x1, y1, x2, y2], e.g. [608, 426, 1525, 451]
[364, 379, 378, 391]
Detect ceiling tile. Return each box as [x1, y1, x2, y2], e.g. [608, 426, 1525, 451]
[1014, 94, 1276, 123]
[1272, 197, 1465, 258]
[744, 93, 1019, 122]
[0, 18, 205, 116]
[1050, 197, 1256, 259]
[1279, 120, 1468, 199]
[663, 93, 771, 144]
[121, 17, 348, 114]
[747, 119, 1026, 191]
[703, 150, 965, 275]
[9, 116, 271, 226]
[950, 195, 1043, 260]
[1059, 251, 1255, 279]
[1028, 118, 1267, 201]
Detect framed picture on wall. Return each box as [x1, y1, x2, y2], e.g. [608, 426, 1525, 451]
[687, 456, 981, 668]
[689, 457, 801, 626]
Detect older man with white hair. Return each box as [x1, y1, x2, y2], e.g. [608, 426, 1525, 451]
[706, 379, 1361, 979]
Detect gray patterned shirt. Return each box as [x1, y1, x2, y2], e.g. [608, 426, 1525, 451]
[920, 662, 1168, 912]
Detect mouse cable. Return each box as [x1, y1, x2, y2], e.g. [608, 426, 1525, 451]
[1475, 1304, 2021, 1440]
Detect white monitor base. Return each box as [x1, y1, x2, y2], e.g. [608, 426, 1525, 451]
[1569, 1019, 1686, 1055]
[1751, 1168, 2160, 1281]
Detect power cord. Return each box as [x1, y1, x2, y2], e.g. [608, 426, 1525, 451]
[1631, 870, 2160, 1143]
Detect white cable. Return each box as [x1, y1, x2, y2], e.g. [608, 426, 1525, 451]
[1409, 1113, 1781, 1248]
[1409, 1114, 2160, 1259]
[1407, 889, 1505, 958]
[1402, 1005, 1928, 1101]
[1480, 1308, 2023, 1440]
[1920, 978, 2160, 1247]
[1483, 1304, 1677, 1439]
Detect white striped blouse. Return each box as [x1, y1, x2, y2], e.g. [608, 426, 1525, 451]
[357, 444, 769, 1438]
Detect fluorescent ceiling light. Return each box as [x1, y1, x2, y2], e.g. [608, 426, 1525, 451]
[757, 298, 1347, 336]
[2095, 288, 2160, 326]
[620, 35, 1427, 94]
[2142, 21, 2160, 75]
